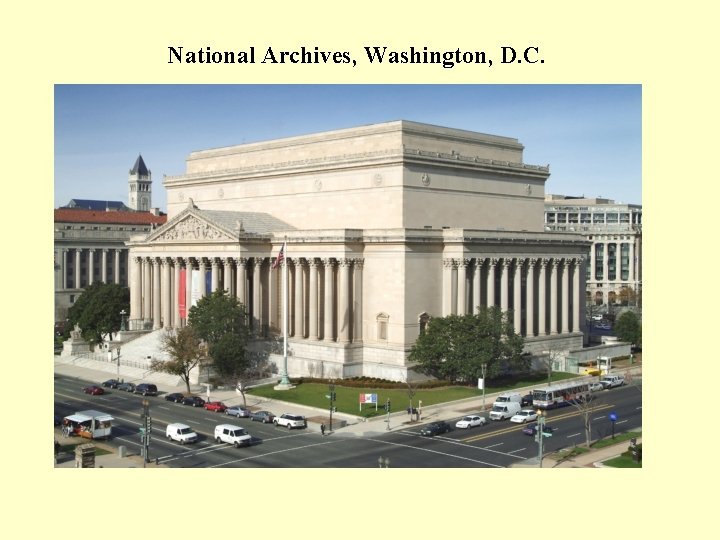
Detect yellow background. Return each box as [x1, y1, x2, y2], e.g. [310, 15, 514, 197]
[2, 1, 714, 538]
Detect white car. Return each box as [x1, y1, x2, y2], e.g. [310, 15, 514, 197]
[455, 415, 486, 429]
[510, 409, 539, 423]
[589, 382, 604, 392]
[273, 413, 307, 429]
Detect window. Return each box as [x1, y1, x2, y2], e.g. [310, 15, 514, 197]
[377, 313, 389, 341]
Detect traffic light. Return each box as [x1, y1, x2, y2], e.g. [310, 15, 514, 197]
[385, 399, 391, 412]
[331, 392, 337, 401]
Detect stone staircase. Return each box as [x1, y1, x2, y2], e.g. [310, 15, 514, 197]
[57, 329, 184, 387]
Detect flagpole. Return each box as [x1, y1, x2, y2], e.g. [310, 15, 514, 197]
[277, 237, 293, 388]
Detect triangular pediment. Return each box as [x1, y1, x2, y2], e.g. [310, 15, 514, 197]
[147, 210, 237, 243]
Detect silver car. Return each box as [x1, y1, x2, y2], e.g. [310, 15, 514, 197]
[225, 405, 252, 418]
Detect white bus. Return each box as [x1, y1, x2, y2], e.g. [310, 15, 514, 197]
[532, 380, 591, 410]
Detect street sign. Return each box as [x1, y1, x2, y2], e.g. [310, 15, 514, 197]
[609, 412, 618, 422]
[542, 432, 552, 437]
[325, 394, 331, 399]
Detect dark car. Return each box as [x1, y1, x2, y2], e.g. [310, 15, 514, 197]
[522, 422, 553, 436]
[419, 421, 452, 437]
[83, 385, 104, 395]
[118, 382, 136, 392]
[182, 396, 206, 407]
[225, 405, 252, 418]
[102, 379, 120, 389]
[521, 393, 534, 407]
[164, 392, 185, 403]
[250, 410, 275, 423]
[134, 383, 158, 396]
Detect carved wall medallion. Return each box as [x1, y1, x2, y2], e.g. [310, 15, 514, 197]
[178, 191, 185, 202]
[373, 173, 384, 187]
[314, 179, 323, 191]
[421, 173, 431, 186]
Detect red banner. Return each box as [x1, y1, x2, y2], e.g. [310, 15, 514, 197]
[178, 268, 187, 318]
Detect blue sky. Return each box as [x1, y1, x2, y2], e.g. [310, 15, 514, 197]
[54, 85, 641, 210]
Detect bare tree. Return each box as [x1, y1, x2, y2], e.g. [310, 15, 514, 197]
[539, 347, 565, 385]
[567, 385, 606, 447]
[150, 326, 207, 393]
[405, 379, 419, 422]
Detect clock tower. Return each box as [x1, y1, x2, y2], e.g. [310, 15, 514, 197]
[128, 154, 152, 211]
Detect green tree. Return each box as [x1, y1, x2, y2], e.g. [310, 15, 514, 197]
[188, 290, 250, 380]
[614, 311, 642, 347]
[210, 332, 251, 380]
[152, 326, 206, 393]
[408, 306, 526, 383]
[65, 282, 129, 345]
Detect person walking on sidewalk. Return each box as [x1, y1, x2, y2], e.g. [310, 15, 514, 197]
[320, 423, 326, 436]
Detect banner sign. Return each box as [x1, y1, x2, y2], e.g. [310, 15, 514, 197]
[359, 393, 377, 403]
[178, 268, 187, 318]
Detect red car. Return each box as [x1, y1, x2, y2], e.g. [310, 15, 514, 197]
[204, 401, 227, 413]
[83, 385, 104, 395]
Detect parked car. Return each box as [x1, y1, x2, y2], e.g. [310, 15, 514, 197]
[164, 392, 185, 402]
[182, 396, 206, 407]
[226, 405, 252, 418]
[204, 401, 228, 413]
[82, 385, 104, 395]
[510, 409, 539, 424]
[419, 421, 452, 436]
[251, 410, 275, 423]
[522, 422, 553, 436]
[117, 382, 136, 392]
[589, 382, 604, 392]
[274, 413, 307, 429]
[521, 393, 534, 407]
[134, 383, 158, 396]
[102, 379, 120, 389]
[455, 415, 486, 429]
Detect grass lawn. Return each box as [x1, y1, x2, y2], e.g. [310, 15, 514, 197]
[603, 455, 642, 468]
[590, 431, 640, 449]
[247, 371, 579, 418]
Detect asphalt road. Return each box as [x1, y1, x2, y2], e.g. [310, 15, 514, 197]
[55, 375, 641, 468]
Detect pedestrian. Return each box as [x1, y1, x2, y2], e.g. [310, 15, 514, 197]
[320, 423, 326, 436]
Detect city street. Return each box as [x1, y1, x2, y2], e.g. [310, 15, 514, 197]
[55, 374, 641, 468]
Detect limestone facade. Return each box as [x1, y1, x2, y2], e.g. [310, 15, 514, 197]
[128, 121, 590, 381]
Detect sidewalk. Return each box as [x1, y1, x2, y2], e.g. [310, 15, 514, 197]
[54, 355, 642, 467]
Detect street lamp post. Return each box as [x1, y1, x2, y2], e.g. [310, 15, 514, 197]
[120, 309, 127, 332]
[481, 363, 487, 411]
[328, 380, 335, 433]
[116, 347, 121, 382]
[537, 410, 545, 468]
[140, 399, 152, 467]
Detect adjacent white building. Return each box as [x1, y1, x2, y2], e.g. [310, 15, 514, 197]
[544, 195, 642, 308]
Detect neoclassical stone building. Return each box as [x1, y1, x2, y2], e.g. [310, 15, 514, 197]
[127, 121, 590, 381]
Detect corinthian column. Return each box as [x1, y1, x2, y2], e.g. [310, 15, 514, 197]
[513, 259, 522, 333]
[353, 259, 364, 342]
[308, 259, 319, 340]
[500, 258, 511, 313]
[75, 249, 82, 289]
[161, 258, 171, 329]
[338, 259, 351, 343]
[442, 259, 455, 316]
[130, 256, 142, 321]
[550, 259, 559, 335]
[294, 259, 304, 338]
[101, 249, 108, 283]
[457, 258, 468, 315]
[88, 249, 95, 286]
[538, 259, 548, 335]
[224, 258, 234, 296]
[573, 258, 583, 332]
[211, 258, 220, 293]
[323, 258, 335, 342]
[526, 259, 536, 337]
[142, 257, 151, 319]
[561, 259, 570, 334]
[152, 258, 161, 329]
[487, 258, 498, 308]
[235, 257, 248, 306]
[252, 258, 263, 335]
[473, 258, 483, 313]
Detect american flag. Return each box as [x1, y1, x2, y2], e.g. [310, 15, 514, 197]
[271, 244, 285, 269]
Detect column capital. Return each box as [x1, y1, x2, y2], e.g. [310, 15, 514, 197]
[442, 258, 457, 269]
[502, 258, 513, 268]
[234, 256, 249, 265]
[253, 257, 264, 267]
[352, 258, 364, 269]
[527, 257, 538, 269]
[488, 257, 499, 267]
[321, 258, 335, 268]
[338, 258, 352, 268]
[308, 257, 320, 268]
[456, 258, 470, 268]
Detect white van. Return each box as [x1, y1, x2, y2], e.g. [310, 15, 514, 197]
[489, 401, 522, 421]
[214, 424, 252, 448]
[493, 393, 522, 406]
[166, 423, 198, 444]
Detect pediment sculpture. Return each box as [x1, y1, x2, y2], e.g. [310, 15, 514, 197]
[155, 215, 231, 242]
